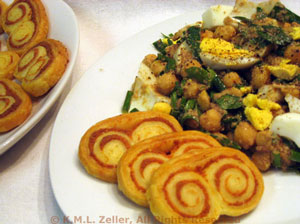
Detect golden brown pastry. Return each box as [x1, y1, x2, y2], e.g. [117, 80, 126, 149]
[147, 147, 264, 223]
[78, 111, 182, 183]
[0, 0, 7, 34]
[2, 0, 49, 55]
[199, 147, 264, 217]
[117, 130, 221, 207]
[0, 78, 32, 132]
[14, 39, 69, 97]
[0, 51, 20, 79]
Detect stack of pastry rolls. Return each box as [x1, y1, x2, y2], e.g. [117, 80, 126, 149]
[78, 111, 264, 224]
[0, 0, 69, 132]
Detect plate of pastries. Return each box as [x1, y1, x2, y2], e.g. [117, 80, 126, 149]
[0, 0, 79, 155]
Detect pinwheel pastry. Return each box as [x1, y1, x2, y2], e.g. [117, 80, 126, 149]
[0, 78, 32, 132]
[0, 0, 7, 34]
[78, 111, 182, 183]
[0, 51, 20, 79]
[2, 0, 48, 55]
[14, 39, 69, 97]
[147, 147, 264, 223]
[117, 130, 221, 207]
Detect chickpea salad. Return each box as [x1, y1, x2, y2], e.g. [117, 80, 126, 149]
[122, 0, 300, 172]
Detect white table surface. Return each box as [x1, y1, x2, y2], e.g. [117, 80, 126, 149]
[0, 0, 274, 223]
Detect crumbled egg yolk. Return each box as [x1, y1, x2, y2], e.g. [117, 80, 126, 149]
[240, 86, 252, 95]
[244, 107, 273, 131]
[289, 27, 300, 40]
[200, 38, 255, 60]
[267, 59, 300, 80]
[162, 38, 179, 45]
[243, 94, 281, 130]
[152, 102, 172, 114]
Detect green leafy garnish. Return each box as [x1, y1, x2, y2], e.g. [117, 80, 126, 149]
[210, 134, 241, 150]
[215, 94, 243, 110]
[186, 67, 214, 86]
[272, 152, 282, 168]
[122, 90, 133, 113]
[208, 68, 226, 92]
[291, 150, 300, 163]
[185, 26, 201, 59]
[269, 3, 300, 24]
[256, 7, 267, 20]
[157, 54, 176, 72]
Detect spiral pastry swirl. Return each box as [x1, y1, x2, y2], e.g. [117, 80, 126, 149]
[147, 148, 264, 223]
[0, 78, 32, 132]
[199, 148, 264, 216]
[117, 130, 221, 207]
[2, 0, 48, 55]
[78, 111, 182, 183]
[0, 0, 7, 34]
[14, 39, 69, 97]
[0, 51, 20, 79]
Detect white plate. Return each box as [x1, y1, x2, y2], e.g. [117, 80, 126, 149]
[49, 4, 300, 224]
[0, 0, 79, 155]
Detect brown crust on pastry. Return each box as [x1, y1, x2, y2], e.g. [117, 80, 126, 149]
[14, 39, 69, 97]
[78, 111, 183, 183]
[0, 78, 32, 132]
[2, 0, 49, 55]
[0, 51, 20, 79]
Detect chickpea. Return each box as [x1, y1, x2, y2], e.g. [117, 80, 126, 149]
[199, 109, 222, 132]
[213, 25, 236, 41]
[197, 90, 210, 111]
[183, 79, 201, 99]
[142, 54, 157, 67]
[222, 72, 242, 88]
[234, 121, 257, 150]
[284, 44, 300, 65]
[214, 87, 243, 99]
[156, 71, 177, 96]
[150, 60, 166, 76]
[181, 59, 202, 78]
[251, 66, 271, 90]
[201, 30, 214, 40]
[251, 151, 271, 171]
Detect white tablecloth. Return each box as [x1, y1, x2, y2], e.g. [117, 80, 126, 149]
[0, 0, 263, 223]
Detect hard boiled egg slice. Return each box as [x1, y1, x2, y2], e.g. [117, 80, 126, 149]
[199, 38, 260, 70]
[270, 113, 300, 147]
[129, 62, 170, 112]
[202, 5, 233, 29]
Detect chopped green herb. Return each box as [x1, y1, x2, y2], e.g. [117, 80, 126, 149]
[215, 94, 243, 110]
[256, 7, 267, 20]
[122, 90, 133, 113]
[157, 54, 176, 72]
[208, 68, 226, 92]
[185, 26, 201, 59]
[291, 150, 300, 163]
[186, 67, 214, 86]
[272, 153, 282, 168]
[129, 108, 139, 113]
[269, 3, 300, 24]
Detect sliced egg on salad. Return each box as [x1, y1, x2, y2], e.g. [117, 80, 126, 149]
[129, 62, 170, 112]
[199, 38, 260, 70]
[202, 5, 233, 29]
[271, 113, 300, 147]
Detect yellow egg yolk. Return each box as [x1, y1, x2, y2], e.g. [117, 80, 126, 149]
[200, 38, 255, 60]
